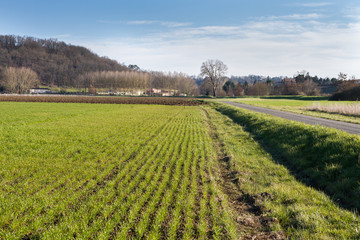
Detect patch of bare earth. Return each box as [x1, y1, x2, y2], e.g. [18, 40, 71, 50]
[203, 108, 286, 240]
[218, 156, 286, 240]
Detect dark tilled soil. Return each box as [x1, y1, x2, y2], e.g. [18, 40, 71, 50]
[0, 95, 205, 106]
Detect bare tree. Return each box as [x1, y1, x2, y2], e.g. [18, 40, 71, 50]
[200, 59, 228, 97]
[338, 72, 348, 81]
[301, 79, 320, 96]
[3, 67, 40, 93]
[247, 82, 272, 96]
[177, 73, 198, 96]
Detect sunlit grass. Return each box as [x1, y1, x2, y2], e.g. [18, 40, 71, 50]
[208, 102, 360, 239]
[219, 96, 360, 124]
[305, 102, 360, 116]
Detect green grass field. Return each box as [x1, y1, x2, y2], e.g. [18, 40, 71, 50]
[1, 101, 359, 239]
[221, 96, 360, 124]
[0, 102, 240, 239]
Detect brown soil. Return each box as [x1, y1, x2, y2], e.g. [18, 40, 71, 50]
[218, 156, 286, 240]
[0, 95, 205, 106]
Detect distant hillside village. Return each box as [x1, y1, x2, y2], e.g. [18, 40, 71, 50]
[1, 35, 359, 99]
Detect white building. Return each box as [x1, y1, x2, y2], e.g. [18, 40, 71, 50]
[29, 88, 51, 94]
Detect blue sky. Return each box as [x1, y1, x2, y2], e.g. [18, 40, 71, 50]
[1, 0, 359, 78]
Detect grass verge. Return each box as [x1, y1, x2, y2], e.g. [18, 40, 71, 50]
[211, 102, 360, 210]
[220, 97, 360, 124]
[205, 104, 360, 239]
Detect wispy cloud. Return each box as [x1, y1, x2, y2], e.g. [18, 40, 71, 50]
[296, 2, 333, 7]
[50, 34, 71, 39]
[98, 20, 192, 28]
[127, 20, 192, 27]
[85, 12, 360, 78]
[267, 13, 323, 20]
[343, 6, 360, 21]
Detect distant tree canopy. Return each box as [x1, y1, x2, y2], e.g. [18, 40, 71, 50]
[0, 35, 128, 87]
[222, 80, 235, 95]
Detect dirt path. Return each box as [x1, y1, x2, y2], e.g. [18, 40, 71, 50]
[223, 101, 360, 135]
[203, 107, 286, 239]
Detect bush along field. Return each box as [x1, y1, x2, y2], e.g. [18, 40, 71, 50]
[209, 102, 360, 238]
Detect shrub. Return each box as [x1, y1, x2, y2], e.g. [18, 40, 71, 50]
[329, 85, 360, 101]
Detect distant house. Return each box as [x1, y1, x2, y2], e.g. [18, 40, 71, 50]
[132, 90, 143, 96]
[146, 88, 162, 96]
[29, 88, 51, 94]
[161, 90, 175, 96]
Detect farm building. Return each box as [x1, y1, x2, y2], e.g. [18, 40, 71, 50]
[29, 88, 51, 94]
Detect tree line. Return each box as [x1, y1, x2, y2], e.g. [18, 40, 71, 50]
[77, 70, 199, 96]
[0, 35, 355, 97]
[199, 61, 349, 97]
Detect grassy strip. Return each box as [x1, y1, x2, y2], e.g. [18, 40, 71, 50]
[305, 102, 360, 117]
[206, 104, 360, 239]
[212, 102, 360, 210]
[220, 97, 360, 124]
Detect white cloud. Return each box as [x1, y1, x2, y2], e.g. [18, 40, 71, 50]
[296, 2, 333, 7]
[267, 13, 323, 20]
[343, 6, 360, 21]
[127, 20, 192, 27]
[78, 16, 360, 78]
[53, 34, 71, 38]
[98, 19, 192, 28]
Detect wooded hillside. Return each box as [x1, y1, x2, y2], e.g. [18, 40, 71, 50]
[0, 35, 128, 87]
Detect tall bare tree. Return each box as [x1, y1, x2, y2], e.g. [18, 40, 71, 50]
[200, 59, 228, 97]
[3, 67, 40, 93]
[301, 79, 320, 96]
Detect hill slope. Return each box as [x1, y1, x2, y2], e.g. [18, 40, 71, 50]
[0, 35, 128, 87]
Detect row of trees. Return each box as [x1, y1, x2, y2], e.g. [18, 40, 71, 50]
[198, 60, 356, 97]
[0, 67, 39, 94]
[77, 70, 199, 96]
[201, 76, 320, 97]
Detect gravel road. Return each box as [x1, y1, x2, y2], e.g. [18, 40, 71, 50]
[223, 101, 360, 135]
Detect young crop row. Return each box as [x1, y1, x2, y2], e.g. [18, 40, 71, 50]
[0, 102, 236, 239]
[0, 95, 204, 106]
